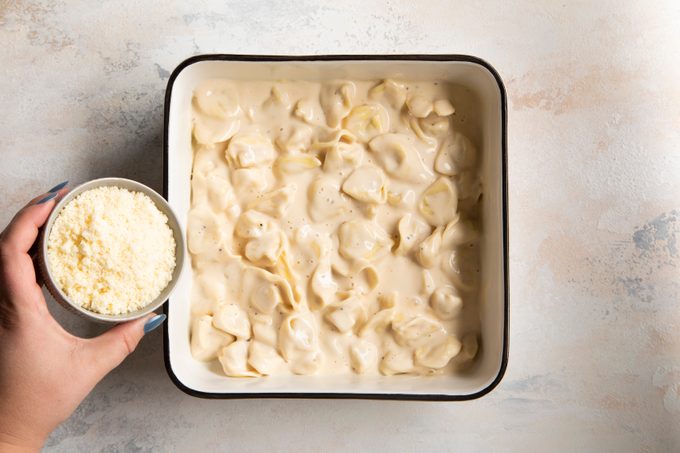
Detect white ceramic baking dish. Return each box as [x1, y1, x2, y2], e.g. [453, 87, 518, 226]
[163, 55, 508, 400]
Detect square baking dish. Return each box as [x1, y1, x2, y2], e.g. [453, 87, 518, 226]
[163, 55, 508, 400]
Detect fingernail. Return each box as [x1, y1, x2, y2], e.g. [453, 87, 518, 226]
[35, 192, 58, 205]
[144, 314, 166, 334]
[48, 180, 69, 193]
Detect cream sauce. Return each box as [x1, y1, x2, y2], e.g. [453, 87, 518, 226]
[188, 78, 481, 377]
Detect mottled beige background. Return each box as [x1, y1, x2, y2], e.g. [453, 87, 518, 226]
[1, 0, 679, 451]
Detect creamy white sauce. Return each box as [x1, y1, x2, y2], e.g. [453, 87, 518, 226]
[188, 79, 481, 377]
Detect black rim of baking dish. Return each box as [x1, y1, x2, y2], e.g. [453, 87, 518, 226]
[162, 54, 509, 401]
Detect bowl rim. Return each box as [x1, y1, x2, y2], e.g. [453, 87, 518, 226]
[162, 53, 509, 401]
[40, 177, 185, 323]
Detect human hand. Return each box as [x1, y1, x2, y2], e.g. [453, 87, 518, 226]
[0, 183, 166, 452]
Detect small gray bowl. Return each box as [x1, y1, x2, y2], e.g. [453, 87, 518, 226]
[38, 177, 185, 324]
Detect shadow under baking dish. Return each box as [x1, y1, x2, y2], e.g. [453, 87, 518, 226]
[163, 54, 508, 400]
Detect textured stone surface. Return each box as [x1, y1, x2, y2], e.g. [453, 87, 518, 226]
[1, 0, 679, 451]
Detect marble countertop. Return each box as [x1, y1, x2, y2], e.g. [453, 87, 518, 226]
[2, 1, 679, 451]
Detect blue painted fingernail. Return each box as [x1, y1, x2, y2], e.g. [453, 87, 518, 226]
[48, 180, 68, 193]
[36, 192, 58, 205]
[144, 314, 166, 334]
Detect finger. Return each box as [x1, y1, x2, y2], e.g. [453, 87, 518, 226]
[0, 184, 69, 256]
[0, 185, 69, 311]
[32, 253, 44, 287]
[84, 313, 165, 379]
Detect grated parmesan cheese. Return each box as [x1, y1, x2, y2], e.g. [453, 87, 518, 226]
[47, 186, 176, 315]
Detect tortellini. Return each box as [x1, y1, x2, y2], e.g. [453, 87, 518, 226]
[263, 84, 293, 110]
[192, 146, 221, 182]
[232, 167, 273, 201]
[430, 286, 463, 320]
[458, 333, 480, 363]
[235, 211, 287, 266]
[433, 99, 455, 116]
[187, 206, 230, 256]
[291, 225, 332, 274]
[244, 231, 284, 266]
[408, 115, 438, 150]
[248, 341, 285, 375]
[194, 80, 240, 119]
[442, 245, 480, 291]
[421, 270, 436, 296]
[369, 79, 407, 109]
[338, 219, 392, 263]
[454, 171, 483, 202]
[235, 210, 275, 239]
[434, 131, 477, 176]
[415, 335, 462, 370]
[276, 154, 322, 174]
[416, 227, 445, 269]
[387, 188, 416, 209]
[308, 176, 351, 222]
[441, 218, 478, 248]
[380, 346, 415, 376]
[420, 116, 450, 137]
[419, 177, 459, 226]
[193, 111, 240, 145]
[311, 258, 338, 308]
[392, 315, 447, 349]
[341, 165, 387, 204]
[206, 174, 237, 212]
[279, 312, 323, 375]
[323, 142, 364, 174]
[240, 261, 297, 311]
[191, 315, 235, 361]
[252, 319, 278, 347]
[226, 132, 276, 168]
[247, 184, 297, 219]
[324, 296, 367, 333]
[294, 97, 325, 125]
[213, 303, 251, 339]
[368, 133, 433, 183]
[320, 81, 356, 128]
[313, 128, 357, 152]
[349, 339, 379, 374]
[395, 214, 431, 255]
[189, 78, 482, 378]
[191, 169, 236, 212]
[279, 313, 316, 351]
[273, 250, 304, 309]
[414, 215, 477, 269]
[406, 95, 433, 118]
[390, 313, 462, 372]
[359, 307, 395, 337]
[191, 272, 227, 316]
[218, 340, 259, 377]
[343, 103, 390, 142]
[250, 282, 281, 315]
[275, 124, 313, 154]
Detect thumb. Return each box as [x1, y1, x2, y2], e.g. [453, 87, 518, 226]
[85, 313, 166, 379]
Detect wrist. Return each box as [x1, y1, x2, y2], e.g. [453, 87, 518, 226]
[0, 430, 44, 453]
[0, 401, 50, 452]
